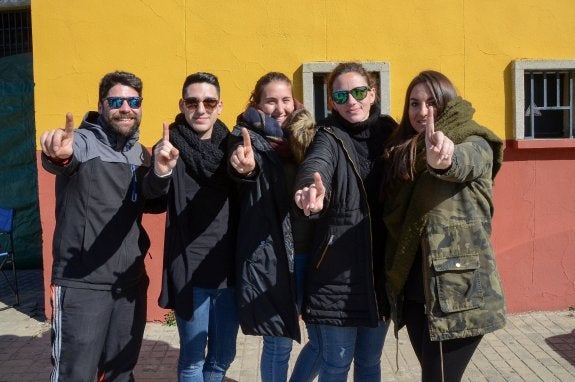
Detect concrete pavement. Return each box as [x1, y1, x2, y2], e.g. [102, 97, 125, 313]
[1, 270, 574, 381]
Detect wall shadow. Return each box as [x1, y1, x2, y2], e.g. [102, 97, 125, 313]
[0, 269, 243, 381]
[545, 328, 575, 368]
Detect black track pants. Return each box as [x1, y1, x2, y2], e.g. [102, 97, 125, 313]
[50, 279, 148, 382]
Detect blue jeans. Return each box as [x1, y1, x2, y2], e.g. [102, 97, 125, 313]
[317, 321, 389, 382]
[261, 335, 292, 382]
[176, 287, 239, 382]
[261, 255, 320, 382]
[290, 322, 321, 382]
[260, 323, 321, 382]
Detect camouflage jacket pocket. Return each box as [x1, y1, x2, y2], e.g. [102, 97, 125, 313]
[431, 253, 484, 313]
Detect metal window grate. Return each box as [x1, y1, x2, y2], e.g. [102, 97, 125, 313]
[524, 70, 574, 139]
[312, 73, 329, 122]
[0, 9, 32, 58]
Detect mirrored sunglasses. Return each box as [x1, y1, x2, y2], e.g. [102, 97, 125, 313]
[331, 86, 370, 105]
[105, 97, 143, 109]
[183, 97, 219, 112]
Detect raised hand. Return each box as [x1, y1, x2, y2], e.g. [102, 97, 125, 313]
[294, 172, 325, 216]
[230, 127, 256, 175]
[153, 122, 180, 176]
[40, 112, 75, 161]
[425, 107, 454, 169]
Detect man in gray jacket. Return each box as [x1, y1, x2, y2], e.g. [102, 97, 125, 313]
[40, 71, 157, 382]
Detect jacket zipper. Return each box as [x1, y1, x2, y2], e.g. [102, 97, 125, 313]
[324, 127, 380, 321]
[122, 154, 137, 274]
[130, 164, 137, 202]
[316, 234, 334, 269]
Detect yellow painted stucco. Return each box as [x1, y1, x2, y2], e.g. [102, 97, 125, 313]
[32, 1, 575, 146]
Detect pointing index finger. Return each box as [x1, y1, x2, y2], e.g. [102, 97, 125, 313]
[163, 122, 170, 142]
[313, 172, 324, 192]
[426, 106, 435, 144]
[241, 128, 252, 150]
[64, 112, 75, 135]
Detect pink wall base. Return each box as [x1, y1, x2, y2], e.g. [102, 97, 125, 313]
[38, 152, 169, 322]
[492, 144, 575, 313]
[38, 144, 575, 321]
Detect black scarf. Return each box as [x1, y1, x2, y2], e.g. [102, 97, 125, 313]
[330, 105, 385, 179]
[169, 113, 230, 186]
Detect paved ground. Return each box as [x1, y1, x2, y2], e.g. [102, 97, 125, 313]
[0, 270, 574, 381]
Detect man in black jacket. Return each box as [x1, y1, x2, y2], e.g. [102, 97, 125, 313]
[41, 71, 156, 382]
[142, 72, 239, 381]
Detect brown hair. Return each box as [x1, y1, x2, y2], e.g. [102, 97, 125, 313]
[384, 70, 458, 182]
[99, 71, 142, 102]
[248, 72, 292, 107]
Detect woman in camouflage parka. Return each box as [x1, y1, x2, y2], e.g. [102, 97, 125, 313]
[381, 70, 506, 382]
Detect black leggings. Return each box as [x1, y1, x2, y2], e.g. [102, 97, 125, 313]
[403, 302, 482, 382]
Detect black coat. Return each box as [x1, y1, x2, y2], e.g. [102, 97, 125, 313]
[142, 158, 237, 321]
[141, 119, 237, 321]
[294, 113, 396, 327]
[228, 125, 300, 342]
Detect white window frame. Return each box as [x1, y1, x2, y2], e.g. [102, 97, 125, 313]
[0, 1, 30, 9]
[512, 59, 575, 142]
[302, 61, 391, 121]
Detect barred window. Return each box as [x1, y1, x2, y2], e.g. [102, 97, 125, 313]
[513, 60, 575, 142]
[0, 8, 32, 58]
[302, 62, 390, 122]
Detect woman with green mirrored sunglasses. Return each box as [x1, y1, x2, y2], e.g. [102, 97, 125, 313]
[293, 62, 397, 382]
[330, 86, 370, 105]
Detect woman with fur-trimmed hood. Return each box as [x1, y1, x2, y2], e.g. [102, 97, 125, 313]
[228, 72, 320, 382]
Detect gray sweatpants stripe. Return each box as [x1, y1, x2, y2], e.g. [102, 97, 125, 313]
[50, 285, 62, 382]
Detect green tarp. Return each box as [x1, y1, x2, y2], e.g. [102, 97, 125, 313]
[0, 52, 42, 268]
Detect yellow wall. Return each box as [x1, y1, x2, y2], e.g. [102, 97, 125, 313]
[32, 1, 575, 146]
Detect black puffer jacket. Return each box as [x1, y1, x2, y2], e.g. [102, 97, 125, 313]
[294, 111, 396, 327]
[229, 123, 300, 342]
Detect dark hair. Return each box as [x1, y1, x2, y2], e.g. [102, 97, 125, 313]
[249, 72, 292, 107]
[182, 72, 220, 98]
[384, 70, 458, 182]
[397, 70, 457, 138]
[326, 62, 376, 99]
[99, 71, 143, 102]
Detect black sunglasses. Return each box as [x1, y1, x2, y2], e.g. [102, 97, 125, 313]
[105, 97, 143, 109]
[331, 86, 370, 105]
[183, 97, 219, 112]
